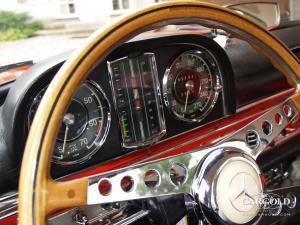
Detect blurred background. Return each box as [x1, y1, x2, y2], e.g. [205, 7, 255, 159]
[0, 0, 299, 65]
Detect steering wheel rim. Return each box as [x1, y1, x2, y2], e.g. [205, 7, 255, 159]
[19, 1, 300, 225]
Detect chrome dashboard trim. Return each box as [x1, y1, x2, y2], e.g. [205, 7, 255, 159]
[86, 147, 266, 224]
[0, 192, 18, 221]
[86, 97, 298, 206]
[87, 148, 212, 205]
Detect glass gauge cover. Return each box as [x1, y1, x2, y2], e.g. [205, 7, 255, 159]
[108, 53, 166, 148]
[163, 49, 222, 122]
[27, 82, 111, 165]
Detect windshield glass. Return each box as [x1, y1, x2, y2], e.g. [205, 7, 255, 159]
[0, 0, 298, 65]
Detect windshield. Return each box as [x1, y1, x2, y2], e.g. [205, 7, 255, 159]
[0, 0, 298, 65]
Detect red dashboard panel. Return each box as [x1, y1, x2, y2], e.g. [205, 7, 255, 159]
[0, 65, 32, 86]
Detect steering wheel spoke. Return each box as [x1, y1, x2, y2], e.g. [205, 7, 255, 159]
[87, 149, 210, 205]
[221, 98, 299, 158]
[45, 178, 88, 214]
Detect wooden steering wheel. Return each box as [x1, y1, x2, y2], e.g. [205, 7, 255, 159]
[19, 1, 300, 225]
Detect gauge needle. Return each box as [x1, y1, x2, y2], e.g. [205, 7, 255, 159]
[62, 113, 75, 155]
[184, 90, 189, 113]
[184, 80, 194, 113]
[62, 125, 69, 154]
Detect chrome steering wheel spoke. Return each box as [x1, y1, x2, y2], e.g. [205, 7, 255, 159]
[86, 146, 266, 225]
[87, 148, 211, 205]
[221, 98, 299, 159]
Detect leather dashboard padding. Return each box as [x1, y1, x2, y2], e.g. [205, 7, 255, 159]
[0, 52, 69, 193]
[18, 1, 300, 225]
[0, 111, 18, 193]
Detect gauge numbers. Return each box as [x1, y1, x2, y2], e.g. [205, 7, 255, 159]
[27, 82, 110, 165]
[108, 53, 166, 148]
[163, 50, 222, 122]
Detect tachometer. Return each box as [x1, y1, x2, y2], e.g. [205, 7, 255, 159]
[27, 82, 111, 165]
[163, 49, 222, 122]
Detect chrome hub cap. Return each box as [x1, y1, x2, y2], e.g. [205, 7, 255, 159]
[193, 149, 264, 225]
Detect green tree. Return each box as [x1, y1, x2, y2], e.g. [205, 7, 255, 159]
[0, 10, 43, 41]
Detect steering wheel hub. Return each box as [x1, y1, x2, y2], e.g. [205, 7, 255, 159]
[193, 149, 264, 225]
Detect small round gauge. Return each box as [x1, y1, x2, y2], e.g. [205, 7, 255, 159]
[27, 81, 111, 165]
[163, 49, 222, 122]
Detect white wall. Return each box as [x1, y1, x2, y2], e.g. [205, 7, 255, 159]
[0, 0, 161, 22]
[75, 0, 112, 22]
[22, 0, 61, 20]
[135, 0, 157, 8]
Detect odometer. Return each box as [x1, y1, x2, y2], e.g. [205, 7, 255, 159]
[163, 49, 222, 122]
[27, 82, 110, 165]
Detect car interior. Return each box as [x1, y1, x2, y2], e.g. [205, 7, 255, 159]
[1, 1, 300, 225]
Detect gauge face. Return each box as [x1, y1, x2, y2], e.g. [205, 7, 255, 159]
[163, 50, 222, 122]
[27, 82, 110, 165]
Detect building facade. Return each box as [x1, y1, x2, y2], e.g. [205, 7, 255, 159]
[0, 0, 298, 23]
[0, 0, 160, 23]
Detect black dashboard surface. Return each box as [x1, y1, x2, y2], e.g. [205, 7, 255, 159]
[0, 25, 298, 193]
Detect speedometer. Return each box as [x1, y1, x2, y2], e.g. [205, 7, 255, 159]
[27, 81, 111, 165]
[163, 49, 222, 122]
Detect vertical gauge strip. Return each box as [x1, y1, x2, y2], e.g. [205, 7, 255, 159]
[108, 53, 166, 148]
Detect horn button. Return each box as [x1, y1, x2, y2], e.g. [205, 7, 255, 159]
[192, 150, 264, 225]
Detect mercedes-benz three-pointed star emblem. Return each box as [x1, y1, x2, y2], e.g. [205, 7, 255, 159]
[229, 172, 260, 212]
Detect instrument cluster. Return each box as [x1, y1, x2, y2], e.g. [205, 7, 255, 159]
[26, 35, 230, 168]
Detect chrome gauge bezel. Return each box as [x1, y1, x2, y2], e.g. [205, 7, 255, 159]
[162, 48, 222, 123]
[27, 80, 111, 165]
